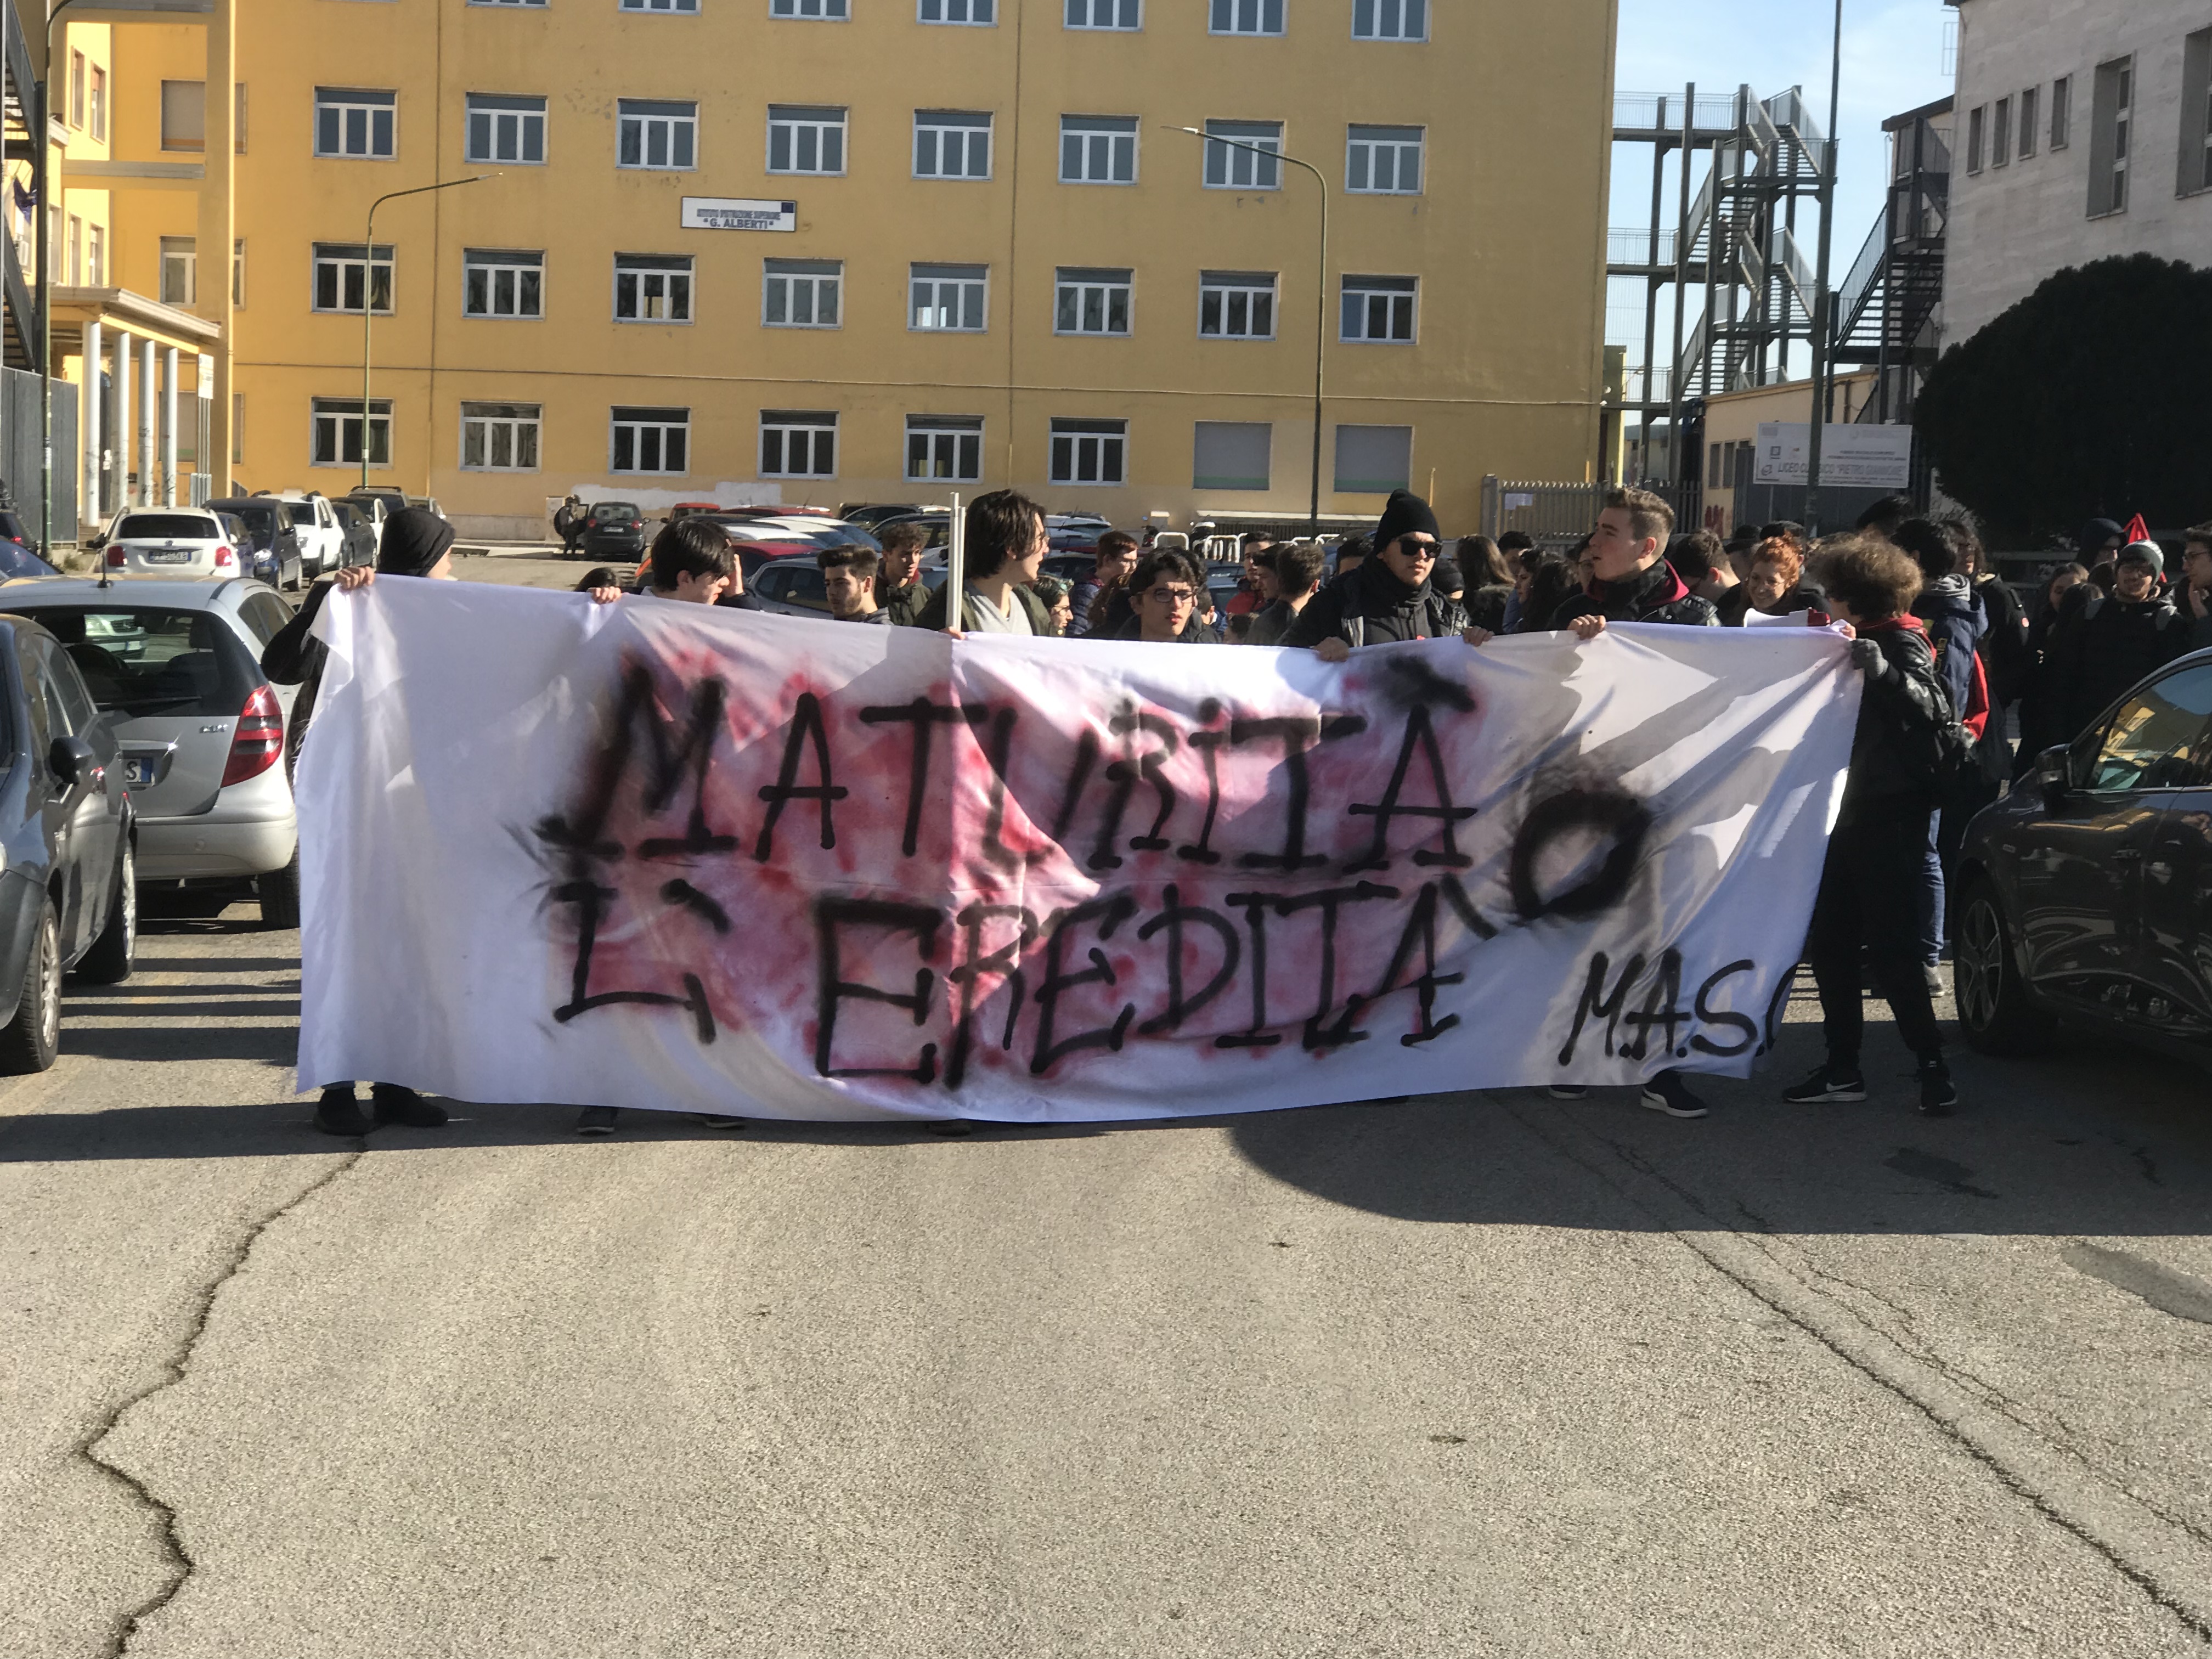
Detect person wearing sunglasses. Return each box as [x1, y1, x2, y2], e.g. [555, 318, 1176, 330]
[1283, 490, 1471, 658]
[1108, 549, 1221, 643]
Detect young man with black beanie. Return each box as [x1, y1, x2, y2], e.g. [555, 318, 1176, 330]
[1283, 489, 1474, 654]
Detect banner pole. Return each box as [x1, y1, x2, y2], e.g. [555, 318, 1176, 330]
[944, 492, 963, 627]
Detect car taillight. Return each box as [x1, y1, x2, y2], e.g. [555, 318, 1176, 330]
[222, 683, 284, 786]
[105, 546, 125, 568]
[215, 545, 236, 569]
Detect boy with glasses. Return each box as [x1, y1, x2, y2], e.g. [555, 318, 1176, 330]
[1109, 549, 1220, 643]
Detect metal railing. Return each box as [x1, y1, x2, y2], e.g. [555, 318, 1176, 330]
[1615, 92, 1742, 132]
[1607, 227, 1680, 266]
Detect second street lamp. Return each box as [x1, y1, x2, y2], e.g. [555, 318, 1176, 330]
[361, 174, 495, 492]
[1166, 126, 1328, 539]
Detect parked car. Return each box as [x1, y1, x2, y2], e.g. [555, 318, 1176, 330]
[854, 511, 949, 551]
[342, 490, 402, 555]
[407, 496, 444, 518]
[2, 579, 301, 928]
[580, 501, 648, 560]
[1955, 648, 2212, 1070]
[1041, 554, 1095, 584]
[667, 502, 722, 523]
[276, 493, 345, 579]
[93, 508, 245, 581]
[749, 560, 947, 617]
[839, 503, 922, 529]
[0, 509, 57, 578]
[0, 612, 136, 1070]
[204, 498, 304, 590]
[330, 500, 378, 568]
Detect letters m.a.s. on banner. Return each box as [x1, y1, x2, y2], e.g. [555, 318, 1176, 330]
[295, 583, 1861, 1123]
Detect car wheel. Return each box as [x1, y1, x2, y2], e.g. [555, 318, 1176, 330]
[1955, 878, 2046, 1056]
[74, 839, 136, 985]
[259, 843, 302, 930]
[0, 902, 62, 1074]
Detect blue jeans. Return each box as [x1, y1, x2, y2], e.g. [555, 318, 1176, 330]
[1916, 806, 1944, 966]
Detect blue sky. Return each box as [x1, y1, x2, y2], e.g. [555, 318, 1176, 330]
[1608, 0, 1956, 359]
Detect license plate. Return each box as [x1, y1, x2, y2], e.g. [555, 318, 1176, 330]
[123, 758, 159, 787]
[143, 548, 190, 564]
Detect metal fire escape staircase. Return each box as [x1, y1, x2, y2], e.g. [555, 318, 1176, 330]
[1830, 106, 1950, 423]
[1, 1, 42, 373]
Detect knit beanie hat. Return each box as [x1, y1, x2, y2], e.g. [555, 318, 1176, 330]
[1373, 489, 1440, 553]
[2117, 540, 2165, 577]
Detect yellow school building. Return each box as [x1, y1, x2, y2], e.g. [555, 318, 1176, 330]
[26, 0, 1617, 539]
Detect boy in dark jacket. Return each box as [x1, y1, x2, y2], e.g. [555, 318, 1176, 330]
[2045, 541, 2191, 741]
[1783, 536, 1959, 1116]
[1283, 490, 1472, 656]
[1470, 487, 1718, 1119]
[1894, 518, 1987, 987]
[1109, 549, 1222, 642]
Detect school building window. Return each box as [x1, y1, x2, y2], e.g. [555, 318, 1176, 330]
[1209, 0, 1280, 37]
[1340, 273, 1415, 342]
[1333, 424, 1410, 493]
[1193, 421, 1270, 490]
[312, 242, 394, 313]
[1204, 119, 1281, 188]
[914, 110, 991, 178]
[315, 88, 396, 158]
[763, 258, 841, 326]
[1198, 270, 1274, 338]
[1060, 115, 1137, 183]
[160, 237, 196, 305]
[466, 94, 546, 164]
[1064, 0, 1137, 26]
[611, 407, 690, 473]
[919, 0, 991, 24]
[1346, 124, 1422, 193]
[464, 249, 544, 318]
[1050, 417, 1125, 485]
[910, 263, 987, 330]
[1056, 267, 1132, 335]
[613, 253, 692, 321]
[767, 105, 846, 174]
[907, 414, 983, 482]
[461, 403, 541, 470]
[618, 99, 696, 170]
[760, 410, 837, 477]
[771, 0, 848, 19]
[1351, 0, 1422, 39]
[313, 397, 391, 467]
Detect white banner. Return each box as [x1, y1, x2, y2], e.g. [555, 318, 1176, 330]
[1753, 421, 1915, 489]
[295, 584, 1861, 1123]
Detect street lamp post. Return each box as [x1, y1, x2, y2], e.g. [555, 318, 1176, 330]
[1167, 126, 1328, 538]
[1803, 0, 1844, 535]
[361, 175, 493, 492]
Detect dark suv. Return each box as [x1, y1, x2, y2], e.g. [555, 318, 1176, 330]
[1955, 648, 2212, 1068]
[579, 502, 647, 559]
[0, 614, 136, 1071]
[205, 498, 304, 591]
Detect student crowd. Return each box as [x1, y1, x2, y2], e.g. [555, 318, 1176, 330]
[279, 486, 2212, 1136]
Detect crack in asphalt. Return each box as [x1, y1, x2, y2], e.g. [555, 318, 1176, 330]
[74, 1147, 366, 1658]
[1496, 1095, 2212, 1644]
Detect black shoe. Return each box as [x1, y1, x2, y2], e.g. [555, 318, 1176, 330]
[314, 1085, 374, 1137]
[692, 1113, 746, 1130]
[1782, 1065, 1867, 1104]
[575, 1105, 619, 1137]
[1640, 1074, 1709, 1119]
[1916, 1057, 1958, 1116]
[371, 1084, 447, 1127]
[1546, 1085, 1589, 1100]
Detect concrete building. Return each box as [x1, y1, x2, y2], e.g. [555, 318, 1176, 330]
[71, 0, 1616, 540]
[1945, 0, 2212, 348]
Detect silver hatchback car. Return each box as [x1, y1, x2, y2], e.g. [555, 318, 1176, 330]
[0, 577, 302, 925]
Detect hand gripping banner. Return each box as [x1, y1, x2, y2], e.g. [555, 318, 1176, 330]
[295, 582, 1862, 1122]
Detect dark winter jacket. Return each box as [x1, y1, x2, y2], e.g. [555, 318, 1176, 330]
[1082, 584, 1136, 640]
[1068, 575, 1111, 634]
[2046, 584, 2192, 740]
[1244, 598, 1304, 646]
[1279, 560, 1470, 650]
[1970, 572, 2030, 706]
[879, 577, 927, 628]
[911, 579, 1053, 635]
[1463, 582, 1514, 635]
[1109, 615, 1222, 644]
[1546, 558, 1718, 631]
[261, 578, 337, 766]
[1911, 574, 1988, 724]
[1838, 618, 1951, 827]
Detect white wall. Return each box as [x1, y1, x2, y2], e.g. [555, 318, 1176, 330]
[1946, 0, 2212, 346]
